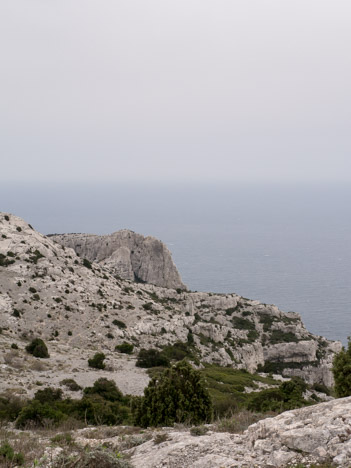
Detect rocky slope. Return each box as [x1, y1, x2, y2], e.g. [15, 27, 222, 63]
[49, 230, 186, 290]
[0, 212, 341, 396]
[125, 396, 351, 467]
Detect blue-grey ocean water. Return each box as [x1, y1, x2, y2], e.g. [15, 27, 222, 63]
[2, 182, 350, 345]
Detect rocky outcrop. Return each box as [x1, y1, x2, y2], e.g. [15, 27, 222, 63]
[125, 397, 351, 467]
[0, 212, 342, 393]
[49, 230, 186, 290]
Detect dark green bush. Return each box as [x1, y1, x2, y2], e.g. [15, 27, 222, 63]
[25, 338, 49, 358]
[84, 378, 123, 402]
[60, 378, 82, 391]
[0, 394, 25, 422]
[34, 387, 63, 404]
[88, 352, 106, 369]
[83, 258, 92, 269]
[247, 377, 309, 413]
[161, 341, 195, 362]
[136, 349, 170, 368]
[15, 400, 66, 428]
[112, 319, 127, 329]
[115, 342, 134, 354]
[333, 339, 351, 397]
[133, 360, 213, 427]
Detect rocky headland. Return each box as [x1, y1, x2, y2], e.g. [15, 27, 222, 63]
[0, 211, 348, 467]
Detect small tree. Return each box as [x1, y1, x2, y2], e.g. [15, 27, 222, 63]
[133, 360, 213, 427]
[25, 338, 49, 358]
[332, 339, 351, 397]
[88, 352, 106, 370]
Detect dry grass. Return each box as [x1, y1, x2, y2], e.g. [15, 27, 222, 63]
[213, 409, 275, 433]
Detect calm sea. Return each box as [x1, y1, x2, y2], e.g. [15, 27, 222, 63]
[2, 182, 350, 345]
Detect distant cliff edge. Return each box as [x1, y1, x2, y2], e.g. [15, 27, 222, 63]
[49, 230, 186, 290]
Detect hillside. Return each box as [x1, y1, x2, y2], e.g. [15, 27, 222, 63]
[0, 212, 341, 398]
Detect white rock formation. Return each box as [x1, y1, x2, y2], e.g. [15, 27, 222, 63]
[50, 230, 186, 290]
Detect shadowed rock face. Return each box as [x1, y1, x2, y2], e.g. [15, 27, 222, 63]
[50, 230, 186, 290]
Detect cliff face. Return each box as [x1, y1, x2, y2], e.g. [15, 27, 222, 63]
[0, 212, 342, 392]
[50, 230, 186, 290]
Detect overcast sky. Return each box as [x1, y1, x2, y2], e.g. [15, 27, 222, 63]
[1, 1, 351, 184]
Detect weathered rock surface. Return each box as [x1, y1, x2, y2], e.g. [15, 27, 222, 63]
[125, 397, 351, 467]
[50, 230, 186, 290]
[0, 212, 342, 395]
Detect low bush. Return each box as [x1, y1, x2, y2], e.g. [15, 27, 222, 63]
[136, 349, 170, 368]
[0, 441, 24, 466]
[61, 378, 82, 391]
[88, 352, 106, 369]
[115, 342, 134, 354]
[84, 378, 123, 402]
[112, 319, 127, 329]
[25, 338, 49, 358]
[34, 387, 63, 404]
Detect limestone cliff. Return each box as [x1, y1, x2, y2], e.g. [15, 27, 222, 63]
[49, 230, 186, 290]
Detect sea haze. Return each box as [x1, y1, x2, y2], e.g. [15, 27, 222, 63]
[2, 182, 350, 345]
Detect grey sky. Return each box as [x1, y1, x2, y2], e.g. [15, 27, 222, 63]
[1, 0, 351, 183]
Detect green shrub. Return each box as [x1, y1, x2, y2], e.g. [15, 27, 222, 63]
[269, 330, 299, 344]
[112, 319, 127, 329]
[11, 343, 18, 349]
[161, 341, 197, 362]
[133, 360, 213, 427]
[136, 349, 170, 368]
[84, 378, 123, 402]
[232, 316, 256, 331]
[60, 378, 82, 391]
[115, 342, 134, 354]
[88, 352, 106, 369]
[34, 387, 63, 404]
[0, 394, 25, 422]
[333, 339, 351, 397]
[51, 432, 74, 446]
[25, 338, 49, 358]
[0, 441, 24, 465]
[247, 377, 309, 413]
[83, 258, 92, 269]
[15, 400, 66, 428]
[0, 253, 15, 266]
